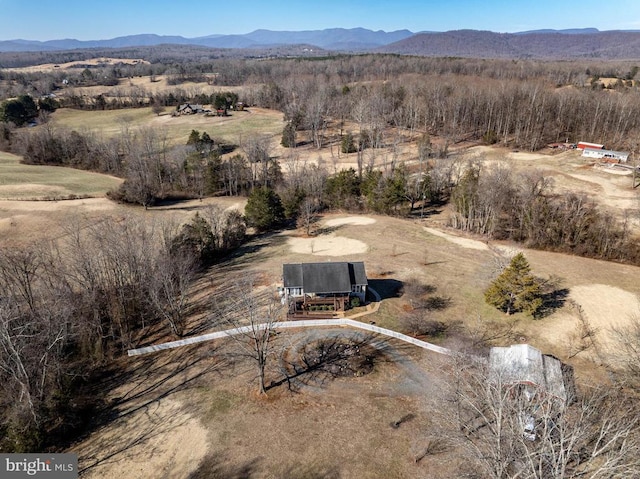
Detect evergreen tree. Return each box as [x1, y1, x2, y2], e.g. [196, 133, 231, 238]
[324, 168, 361, 210]
[1, 95, 38, 126]
[187, 129, 201, 146]
[341, 132, 357, 154]
[172, 213, 216, 266]
[244, 187, 285, 232]
[484, 253, 543, 316]
[281, 122, 296, 148]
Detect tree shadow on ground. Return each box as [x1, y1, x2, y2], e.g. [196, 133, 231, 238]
[215, 230, 288, 272]
[536, 287, 570, 319]
[407, 205, 444, 220]
[312, 224, 343, 236]
[76, 345, 230, 475]
[187, 453, 262, 479]
[273, 331, 395, 393]
[367, 278, 403, 300]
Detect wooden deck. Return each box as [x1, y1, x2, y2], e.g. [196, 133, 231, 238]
[288, 295, 349, 320]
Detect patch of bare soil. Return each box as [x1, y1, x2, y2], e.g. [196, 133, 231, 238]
[569, 284, 639, 351]
[423, 226, 489, 251]
[78, 398, 208, 479]
[287, 233, 368, 256]
[323, 215, 377, 227]
[285, 214, 381, 256]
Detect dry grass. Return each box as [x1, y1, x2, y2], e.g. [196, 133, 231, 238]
[10, 206, 638, 477]
[48, 106, 284, 147]
[3, 57, 150, 73]
[0, 151, 122, 200]
[4, 97, 640, 476]
[71, 208, 640, 477]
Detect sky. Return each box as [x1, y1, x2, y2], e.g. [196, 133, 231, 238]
[1, 0, 640, 41]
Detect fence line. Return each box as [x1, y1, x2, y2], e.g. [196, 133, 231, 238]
[127, 319, 451, 357]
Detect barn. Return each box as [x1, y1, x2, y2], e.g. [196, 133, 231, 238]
[576, 141, 604, 150]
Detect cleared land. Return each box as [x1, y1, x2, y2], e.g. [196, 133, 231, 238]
[3, 57, 150, 73]
[70, 212, 640, 478]
[0, 151, 122, 200]
[49, 106, 284, 147]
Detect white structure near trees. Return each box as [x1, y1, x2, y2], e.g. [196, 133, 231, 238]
[489, 343, 570, 403]
[582, 148, 630, 162]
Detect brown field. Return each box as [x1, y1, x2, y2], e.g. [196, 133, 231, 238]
[68, 211, 640, 478]
[0, 151, 122, 200]
[62, 75, 248, 98]
[2, 101, 640, 477]
[4, 57, 150, 73]
[48, 106, 284, 147]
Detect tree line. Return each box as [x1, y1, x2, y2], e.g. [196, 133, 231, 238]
[0, 208, 245, 453]
[449, 162, 640, 264]
[4, 54, 640, 152]
[8, 117, 640, 267]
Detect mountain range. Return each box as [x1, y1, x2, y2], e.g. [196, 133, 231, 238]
[0, 28, 414, 53]
[2, 27, 640, 60]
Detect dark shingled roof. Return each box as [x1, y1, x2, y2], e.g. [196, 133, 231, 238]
[283, 262, 367, 294]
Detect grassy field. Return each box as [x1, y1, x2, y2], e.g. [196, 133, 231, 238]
[0, 151, 122, 200]
[49, 106, 284, 147]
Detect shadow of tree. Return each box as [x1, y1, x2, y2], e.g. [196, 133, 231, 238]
[312, 224, 343, 236]
[367, 278, 403, 300]
[187, 453, 262, 479]
[76, 346, 230, 475]
[536, 287, 570, 319]
[273, 331, 394, 393]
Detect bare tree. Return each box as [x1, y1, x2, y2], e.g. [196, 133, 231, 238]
[149, 250, 196, 337]
[610, 301, 640, 387]
[212, 277, 284, 394]
[448, 354, 640, 479]
[243, 135, 272, 188]
[297, 196, 319, 236]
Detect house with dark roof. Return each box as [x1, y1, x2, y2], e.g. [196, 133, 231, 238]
[177, 103, 209, 115]
[282, 262, 368, 318]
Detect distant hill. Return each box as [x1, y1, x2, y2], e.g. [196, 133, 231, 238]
[0, 28, 414, 53]
[514, 28, 601, 35]
[377, 30, 640, 59]
[4, 28, 640, 60]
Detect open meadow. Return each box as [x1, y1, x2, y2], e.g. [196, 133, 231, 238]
[0, 150, 122, 200]
[48, 105, 284, 147]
